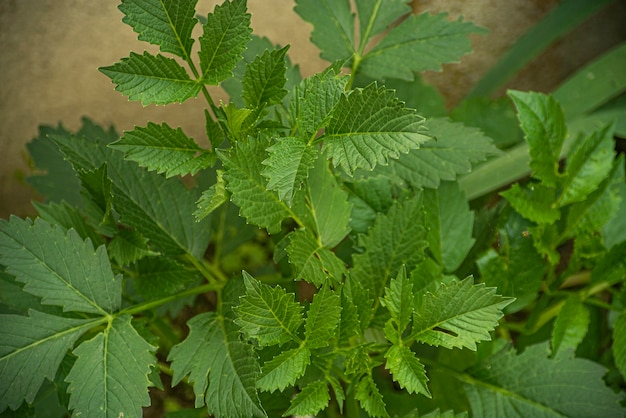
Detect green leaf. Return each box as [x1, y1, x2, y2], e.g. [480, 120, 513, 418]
[323, 83, 429, 176]
[558, 123, 615, 206]
[355, 374, 389, 418]
[293, 0, 355, 62]
[451, 97, 521, 148]
[33, 200, 105, 248]
[381, 267, 414, 337]
[411, 277, 512, 350]
[107, 228, 159, 266]
[346, 176, 396, 234]
[358, 12, 486, 80]
[381, 118, 498, 189]
[423, 181, 475, 272]
[551, 295, 590, 357]
[283, 380, 330, 417]
[355, 0, 411, 42]
[99, 52, 201, 105]
[613, 313, 626, 380]
[119, 0, 198, 60]
[75, 164, 116, 234]
[465, 342, 626, 417]
[242, 46, 289, 108]
[198, 0, 252, 85]
[508, 90, 567, 187]
[194, 169, 229, 221]
[168, 311, 265, 417]
[500, 182, 560, 224]
[132, 257, 198, 301]
[110, 122, 215, 178]
[304, 285, 342, 349]
[0, 217, 121, 315]
[384, 345, 430, 397]
[257, 346, 311, 393]
[66, 316, 155, 418]
[262, 137, 317, 206]
[219, 136, 293, 233]
[0, 311, 92, 412]
[234, 272, 304, 346]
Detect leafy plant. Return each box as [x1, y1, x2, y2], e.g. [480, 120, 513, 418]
[2, 0, 626, 417]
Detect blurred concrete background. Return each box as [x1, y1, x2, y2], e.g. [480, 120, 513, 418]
[1, 0, 625, 218]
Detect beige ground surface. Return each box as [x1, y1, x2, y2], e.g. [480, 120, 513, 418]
[1, 0, 624, 218]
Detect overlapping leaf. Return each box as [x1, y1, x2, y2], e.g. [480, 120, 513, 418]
[242, 46, 289, 108]
[304, 285, 342, 348]
[551, 295, 589, 357]
[257, 346, 311, 393]
[355, 0, 411, 42]
[284, 380, 330, 417]
[381, 267, 414, 340]
[287, 230, 347, 286]
[99, 52, 201, 105]
[194, 169, 229, 221]
[323, 84, 429, 176]
[355, 374, 389, 418]
[500, 182, 560, 224]
[614, 313, 626, 380]
[385, 345, 430, 397]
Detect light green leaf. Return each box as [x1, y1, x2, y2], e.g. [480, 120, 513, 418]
[359, 12, 486, 80]
[242, 46, 289, 108]
[66, 315, 156, 418]
[412, 277, 512, 350]
[283, 380, 330, 417]
[424, 181, 475, 272]
[110, 122, 215, 178]
[381, 267, 414, 337]
[198, 0, 251, 85]
[381, 118, 499, 189]
[293, 0, 355, 62]
[614, 313, 626, 380]
[99, 52, 201, 105]
[305, 285, 342, 348]
[257, 346, 311, 393]
[234, 271, 304, 346]
[119, 0, 198, 60]
[355, 0, 411, 42]
[551, 295, 590, 357]
[194, 169, 229, 221]
[263, 137, 317, 206]
[385, 345, 430, 397]
[219, 136, 292, 233]
[0, 217, 121, 315]
[355, 374, 389, 418]
[500, 182, 560, 224]
[323, 84, 429, 176]
[168, 311, 265, 417]
[558, 123, 615, 206]
[508, 90, 567, 187]
[465, 342, 625, 417]
[0, 311, 92, 412]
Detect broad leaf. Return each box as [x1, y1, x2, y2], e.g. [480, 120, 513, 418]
[411, 277, 512, 350]
[508, 90, 567, 187]
[168, 311, 264, 417]
[284, 380, 330, 417]
[107, 228, 158, 266]
[33, 200, 105, 248]
[355, 0, 411, 42]
[385, 345, 430, 397]
[131, 256, 199, 300]
[257, 346, 311, 393]
[323, 84, 429, 176]
[194, 169, 229, 221]
[500, 182, 560, 224]
[110, 122, 215, 178]
[242, 46, 289, 108]
[347, 176, 396, 234]
[465, 343, 625, 417]
[99, 52, 201, 105]
[0, 217, 121, 315]
[304, 285, 342, 349]
[359, 12, 486, 80]
[551, 295, 590, 357]
[119, 0, 198, 60]
[198, 0, 251, 85]
[234, 272, 304, 346]
[66, 315, 156, 418]
[0, 311, 93, 412]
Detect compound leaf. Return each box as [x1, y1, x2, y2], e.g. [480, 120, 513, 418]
[168, 311, 264, 417]
[465, 342, 625, 418]
[0, 311, 93, 412]
[0, 217, 121, 315]
[385, 344, 430, 397]
[242, 46, 289, 108]
[99, 52, 201, 105]
[284, 380, 330, 417]
[412, 277, 512, 350]
[286, 230, 347, 286]
[110, 122, 215, 178]
[119, 0, 198, 60]
[198, 0, 252, 85]
[257, 346, 311, 393]
[323, 84, 429, 176]
[66, 315, 156, 418]
[304, 285, 342, 349]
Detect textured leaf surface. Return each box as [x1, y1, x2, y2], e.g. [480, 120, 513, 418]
[508, 90, 566, 187]
[99, 52, 201, 105]
[257, 346, 311, 393]
[284, 380, 330, 417]
[168, 311, 264, 417]
[381, 267, 414, 339]
[286, 230, 347, 286]
[198, 0, 251, 84]
[0, 217, 121, 315]
[381, 118, 498, 189]
[242, 46, 289, 108]
[501, 183, 560, 224]
[385, 345, 430, 396]
[412, 277, 512, 350]
[132, 257, 198, 300]
[551, 296, 589, 357]
[614, 313, 626, 380]
[235, 272, 303, 346]
[323, 84, 429, 175]
[119, 0, 198, 59]
[355, 374, 389, 418]
[194, 169, 229, 221]
[465, 343, 625, 418]
[0, 311, 92, 412]
[107, 228, 158, 266]
[304, 285, 341, 348]
[355, 0, 411, 41]
[66, 315, 156, 418]
[359, 12, 486, 80]
[110, 122, 214, 178]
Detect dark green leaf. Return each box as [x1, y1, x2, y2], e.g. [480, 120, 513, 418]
[304, 285, 341, 348]
[283, 380, 330, 417]
[242, 46, 289, 108]
[385, 345, 430, 397]
[257, 346, 311, 393]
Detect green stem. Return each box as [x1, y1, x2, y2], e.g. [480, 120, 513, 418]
[119, 282, 223, 316]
